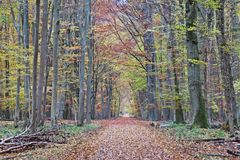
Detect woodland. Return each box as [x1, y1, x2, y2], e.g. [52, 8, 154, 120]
[1, 0, 240, 159]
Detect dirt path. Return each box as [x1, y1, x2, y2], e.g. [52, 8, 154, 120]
[93, 124, 171, 159]
[61, 118, 201, 160]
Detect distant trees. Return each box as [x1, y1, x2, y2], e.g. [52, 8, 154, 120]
[0, 0, 240, 132]
[113, 0, 240, 129]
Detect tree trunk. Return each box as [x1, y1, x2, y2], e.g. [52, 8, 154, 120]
[15, 69, 21, 127]
[92, 61, 98, 119]
[86, 0, 92, 124]
[23, 0, 30, 127]
[37, 0, 49, 125]
[42, 3, 54, 125]
[216, 0, 237, 133]
[169, 0, 184, 123]
[31, 0, 41, 133]
[186, 0, 208, 128]
[106, 78, 113, 119]
[14, 0, 23, 127]
[101, 84, 105, 119]
[142, 1, 158, 121]
[51, 0, 61, 127]
[77, 0, 88, 126]
[5, 55, 10, 120]
[230, 0, 240, 125]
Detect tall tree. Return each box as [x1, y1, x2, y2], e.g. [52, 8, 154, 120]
[43, 2, 54, 124]
[86, 0, 92, 124]
[216, 0, 238, 133]
[11, 0, 23, 127]
[37, 0, 49, 125]
[230, 0, 240, 125]
[186, 0, 208, 128]
[77, 0, 90, 126]
[51, 0, 61, 127]
[142, 0, 158, 121]
[23, 0, 30, 127]
[31, 0, 41, 133]
[169, 0, 184, 123]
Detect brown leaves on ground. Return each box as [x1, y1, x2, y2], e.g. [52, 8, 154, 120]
[3, 118, 239, 159]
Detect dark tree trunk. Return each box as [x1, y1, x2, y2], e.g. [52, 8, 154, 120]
[106, 78, 113, 119]
[86, 0, 92, 124]
[23, 0, 30, 128]
[216, 0, 238, 133]
[142, 1, 158, 121]
[51, 0, 61, 127]
[37, 0, 49, 125]
[186, 0, 208, 128]
[31, 0, 41, 133]
[101, 84, 105, 119]
[42, 2, 54, 125]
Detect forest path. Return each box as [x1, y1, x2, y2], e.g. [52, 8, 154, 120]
[91, 122, 170, 159]
[0, 118, 232, 159]
[62, 118, 191, 160]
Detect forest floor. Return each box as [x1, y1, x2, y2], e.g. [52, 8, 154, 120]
[0, 118, 238, 160]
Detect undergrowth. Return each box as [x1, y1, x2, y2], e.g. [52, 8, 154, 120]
[0, 124, 22, 139]
[60, 124, 100, 135]
[166, 123, 228, 140]
[0, 121, 100, 139]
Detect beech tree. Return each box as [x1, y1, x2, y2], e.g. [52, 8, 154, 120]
[216, 0, 238, 133]
[51, 0, 61, 127]
[37, 0, 49, 126]
[31, 0, 41, 133]
[186, 0, 208, 128]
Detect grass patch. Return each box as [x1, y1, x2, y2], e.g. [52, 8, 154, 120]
[166, 123, 228, 140]
[0, 122, 23, 139]
[0, 121, 100, 140]
[60, 123, 100, 135]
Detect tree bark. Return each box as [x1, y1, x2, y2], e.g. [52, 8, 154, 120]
[142, 1, 158, 121]
[31, 0, 41, 133]
[12, 0, 23, 127]
[23, 0, 30, 128]
[42, 2, 54, 125]
[186, 0, 208, 128]
[86, 0, 92, 124]
[77, 0, 89, 126]
[36, 0, 49, 125]
[101, 83, 105, 119]
[51, 0, 61, 127]
[216, 0, 237, 133]
[106, 78, 113, 119]
[169, 0, 184, 123]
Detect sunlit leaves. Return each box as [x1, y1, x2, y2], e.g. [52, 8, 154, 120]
[187, 59, 207, 65]
[196, 0, 220, 9]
